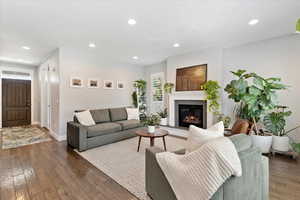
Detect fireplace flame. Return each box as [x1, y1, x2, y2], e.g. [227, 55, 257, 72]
[183, 115, 201, 124]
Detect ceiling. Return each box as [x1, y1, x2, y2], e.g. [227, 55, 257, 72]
[0, 0, 299, 66]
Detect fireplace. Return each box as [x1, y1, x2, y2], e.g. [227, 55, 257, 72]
[175, 100, 207, 128]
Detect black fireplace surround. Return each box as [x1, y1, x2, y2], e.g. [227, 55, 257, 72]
[175, 100, 207, 128]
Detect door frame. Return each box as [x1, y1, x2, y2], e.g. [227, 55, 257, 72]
[39, 63, 51, 129]
[0, 66, 35, 128]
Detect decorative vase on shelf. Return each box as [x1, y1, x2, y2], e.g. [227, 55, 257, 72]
[148, 126, 156, 133]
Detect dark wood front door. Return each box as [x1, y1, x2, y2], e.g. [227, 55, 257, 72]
[2, 79, 31, 127]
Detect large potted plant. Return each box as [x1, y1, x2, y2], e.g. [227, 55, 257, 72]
[263, 108, 292, 152]
[225, 70, 287, 153]
[157, 108, 168, 126]
[144, 114, 161, 133]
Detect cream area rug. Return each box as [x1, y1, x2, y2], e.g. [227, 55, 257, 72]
[1, 126, 52, 149]
[77, 136, 186, 200]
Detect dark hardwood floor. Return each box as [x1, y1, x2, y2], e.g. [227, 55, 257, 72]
[0, 138, 299, 200]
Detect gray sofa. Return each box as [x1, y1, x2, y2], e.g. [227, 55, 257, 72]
[146, 134, 269, 200]
[67, 107, 143, 151]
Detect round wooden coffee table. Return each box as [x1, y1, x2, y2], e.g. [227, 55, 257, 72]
[135, 128, 169, 152]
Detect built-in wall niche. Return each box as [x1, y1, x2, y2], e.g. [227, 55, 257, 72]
[175, 64, 207, 91]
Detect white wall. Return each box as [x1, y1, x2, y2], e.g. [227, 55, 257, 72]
[166, 48, 223, 127]
[222, 35, 300, 141]
[39, 50, 60, 139]
[58, 47, 145, 137]
[0, 61, 40, 124]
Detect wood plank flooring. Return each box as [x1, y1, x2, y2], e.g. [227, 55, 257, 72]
[0, 138, 299, 200]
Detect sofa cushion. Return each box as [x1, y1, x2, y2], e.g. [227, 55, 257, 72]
[109, 107, 127, 122]
[87, 123, 122, 138]
[116, 120, 142, 130]
[90, 109, 110, 123]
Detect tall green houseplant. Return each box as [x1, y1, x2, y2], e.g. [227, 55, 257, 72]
[133, 79, 147, 120]
[224, 69, 287, 134]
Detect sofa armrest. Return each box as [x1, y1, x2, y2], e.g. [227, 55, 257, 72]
[67, 121, 88, 152]
[261, 156, 269, 200]
[145, 147, 177, 200]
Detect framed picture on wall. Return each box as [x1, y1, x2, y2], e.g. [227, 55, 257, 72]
[117, 81, 125, 89]
[88, 79, 99, 88]
[176, 64, 207, 91]
[103, 80, 114, 89]
[70, 77, 83, 88]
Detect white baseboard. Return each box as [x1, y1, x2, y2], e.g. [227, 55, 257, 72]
[58, 134, 67, 141]
[48, 129, 66, 141]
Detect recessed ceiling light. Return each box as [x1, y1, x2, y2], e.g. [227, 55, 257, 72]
[248, 19, 259, 26]
[128, 19, 137, 26]
[132, 56, 139, 60]
[22, 46, 31, 50]
[89, 43, 96, 48]
[173, 43, 180, 48]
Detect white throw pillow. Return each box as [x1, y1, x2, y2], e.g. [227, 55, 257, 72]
[126, 108, 140, 120]
[75, 110, 96, 126]
[186, 121, 224, 153]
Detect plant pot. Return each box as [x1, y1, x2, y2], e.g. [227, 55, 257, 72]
[272, 135, 290, 152]
[251, 135, 273, 153]
[148, 126, 156, 133]
[160, 118, 168, 126]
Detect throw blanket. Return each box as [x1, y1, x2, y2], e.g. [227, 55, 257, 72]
[156, 137, 242, 200]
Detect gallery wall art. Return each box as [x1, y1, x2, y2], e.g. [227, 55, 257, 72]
[70, 77, 83, 88]
[117, 81, 125, 89]
[88, 79, 99, 88]
[103, 80, 114, 89]
[70, 77, 128, 90]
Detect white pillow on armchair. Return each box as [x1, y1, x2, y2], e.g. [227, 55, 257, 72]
[186, 121, 224, 153]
